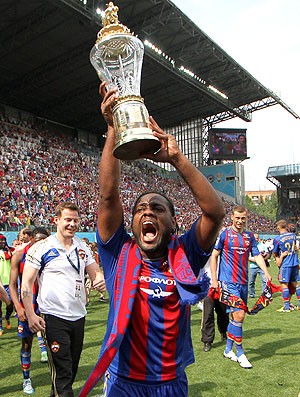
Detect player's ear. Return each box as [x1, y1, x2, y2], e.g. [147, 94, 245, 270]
[171, 217, 178, 234]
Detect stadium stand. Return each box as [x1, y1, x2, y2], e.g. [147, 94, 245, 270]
[0, 0, 298, 222]
[0, 118, 277, 234]
[267, 164, 300, 228]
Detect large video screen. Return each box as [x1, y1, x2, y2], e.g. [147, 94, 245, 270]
[208, 128, 247, 160]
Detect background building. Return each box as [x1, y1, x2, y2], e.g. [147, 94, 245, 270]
[245, 190, 276, 205]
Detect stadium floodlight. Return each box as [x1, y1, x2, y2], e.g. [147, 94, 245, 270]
[179, 66, 206, 84]
[144, 39, 175, 66]
[90, 2, 161, 160]
[208, 84, 228, 100]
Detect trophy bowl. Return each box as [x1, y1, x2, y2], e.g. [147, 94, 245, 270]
[90, 3, 161, 160]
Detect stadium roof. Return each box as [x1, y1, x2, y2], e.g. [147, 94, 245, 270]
[0, 0, 298, 136]
[267, 164, 300, 188]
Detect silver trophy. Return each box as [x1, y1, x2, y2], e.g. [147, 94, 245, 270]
[90, 2, 161, 160]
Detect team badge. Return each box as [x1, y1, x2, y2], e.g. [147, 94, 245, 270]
[51, 341, 60, 353]
[78, 249, 86, 260]
[18, 325, 24, 334]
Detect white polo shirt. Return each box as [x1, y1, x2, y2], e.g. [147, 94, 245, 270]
[25, 234, 95, 321]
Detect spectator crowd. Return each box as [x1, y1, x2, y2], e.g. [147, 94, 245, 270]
[0, 118, 277, 234]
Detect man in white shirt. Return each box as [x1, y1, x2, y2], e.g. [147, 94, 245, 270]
[21, 202, 106, 397]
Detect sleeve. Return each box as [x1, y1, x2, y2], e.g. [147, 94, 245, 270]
[25, 241, 44, 270]
[250, 233, 260, 256]
[272, 237, 279, 255]
[96, 223, 130, 290]
[179, 219, 212, 276]
[214, 229, 225, 251]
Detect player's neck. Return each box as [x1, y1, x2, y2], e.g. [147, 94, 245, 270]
[232, 225, 244, 234]
[55, 233, 73, 251]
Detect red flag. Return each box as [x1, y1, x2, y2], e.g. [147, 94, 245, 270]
[208, 281, 281, 315]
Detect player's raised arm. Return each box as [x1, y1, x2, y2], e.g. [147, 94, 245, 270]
[144, 116, 225, 251]
[97, 83, 123, 243]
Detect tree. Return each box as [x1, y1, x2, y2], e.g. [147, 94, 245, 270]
[245, 192, 277, 221]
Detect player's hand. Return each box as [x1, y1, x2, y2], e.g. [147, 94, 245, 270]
[142, 116, 181, 163]
[265, 271, 272, 281]
[27, 313, 46, 333]
[16, 306, 27, 322]
[211, 279, 219, 290]
[92, 275, 106, 294]
[99, 82, 118, 127]
[280, 251, 289, 259]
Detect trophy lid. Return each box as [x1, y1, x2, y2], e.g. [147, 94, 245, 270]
[96, 2, 132, 43]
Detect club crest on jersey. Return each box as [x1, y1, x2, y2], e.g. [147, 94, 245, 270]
[51, 341, 60, 353]
[78, 249, 86, 260]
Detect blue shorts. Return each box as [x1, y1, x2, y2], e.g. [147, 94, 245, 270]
[102, 371, 188, 397]
[278, 266, 299, 283]
[220, 281, 248, 313]
[18, 319, 34, 338]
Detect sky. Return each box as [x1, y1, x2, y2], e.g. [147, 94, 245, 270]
[171, 0, 300, 191]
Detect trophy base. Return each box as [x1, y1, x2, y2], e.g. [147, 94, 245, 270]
[113, 127, 161, 160]
[112, 97, 161, 160]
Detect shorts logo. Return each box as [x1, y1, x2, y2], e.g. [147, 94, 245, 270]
[18, 325, 24, 334]
[51, 341, 60, 353]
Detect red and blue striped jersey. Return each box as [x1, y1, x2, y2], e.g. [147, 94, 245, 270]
[119, 258, 188, 381]
[273, 232, 299, 268]
[97, 220, 210, 382]
[215, 227, 259, 285]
